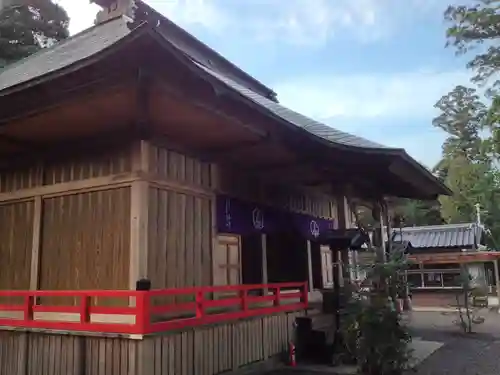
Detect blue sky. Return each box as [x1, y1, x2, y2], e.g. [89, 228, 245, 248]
[61, 0, 474, 168]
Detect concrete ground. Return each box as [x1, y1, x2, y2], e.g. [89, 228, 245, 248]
[262, 309, 500, 375]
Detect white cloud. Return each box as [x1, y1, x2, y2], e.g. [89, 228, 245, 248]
[147, 0, 229, 31]
[59, 0, 445, 44]
[273, 70, 473, 124]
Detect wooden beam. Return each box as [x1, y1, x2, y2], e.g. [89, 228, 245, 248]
[0, 75, 133, 127]
[409, 252, 500, 264]
[261, 234, 268, 295]
[0, 134, 40, 150]
[29, 196, 42, 290]
[0, 172, 139, 203]
[306, 240, 313, 293]
[135, 68, 151, 137]
[129, 180, 149, 287]
[155, 78, 267, 138]
[131, 139, 150, 173]
[146, 174, 213, 198]
[204, 139, 269, 158]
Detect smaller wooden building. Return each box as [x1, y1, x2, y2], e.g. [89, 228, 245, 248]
[394, 223, 500, 307]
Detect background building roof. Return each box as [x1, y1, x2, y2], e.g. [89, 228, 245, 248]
[392, 223, 483, 249]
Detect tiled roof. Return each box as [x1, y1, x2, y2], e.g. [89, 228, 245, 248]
[0, 17, 131, 93]
[0, 16, 388, 150]
[193, 62, 387, 149]
[391, 223, 483, 249]
[0, 13, 450, 197]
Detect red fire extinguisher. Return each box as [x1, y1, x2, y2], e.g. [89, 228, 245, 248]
[288, 341, 296, 367]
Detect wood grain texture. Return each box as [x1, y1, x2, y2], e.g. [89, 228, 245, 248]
[0, 310, 304, 375]
[38, 188, 131, 306]
[0, 200, 34, 303]
[0, 145, 131, 195]
[218, 165, 337, 219]
[147, 187, 213, 301]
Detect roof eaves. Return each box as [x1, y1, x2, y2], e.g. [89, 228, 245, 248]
[138, 0, 277, 101]
[398, 151, 452, 196]
[187, 63, 453, 198]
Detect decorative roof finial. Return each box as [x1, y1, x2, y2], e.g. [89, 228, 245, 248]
[92, 0, 136, 24]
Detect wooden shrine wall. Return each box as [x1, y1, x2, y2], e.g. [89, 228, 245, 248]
[217, 164, 337, 219]
[0, 143, 133, 297]
[0, 137, 341, 297]
[145, 141, 339, 292]
[146, 143, 215, 291]
[146, 143, 213, 290]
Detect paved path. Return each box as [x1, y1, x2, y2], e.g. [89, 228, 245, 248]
[411, 311, 500, 375]
[262, 310, 500, 375]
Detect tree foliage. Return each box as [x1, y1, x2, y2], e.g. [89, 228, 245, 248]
[0, 1, 69, 67]
[392, 199, 444, 227]
[427, 0, 500, 247]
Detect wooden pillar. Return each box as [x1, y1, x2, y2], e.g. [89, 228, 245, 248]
[494, 260, 500, 313]
[306, 240, 314, 292]
[261, 233, 268, 294]
[338, 195, 350, 284]
[130, 181, 149, 287]
[420, 263, 425, 288]
[29, 196, 42, 290]
[378, 201, 388, 263]
[130, 140, 150, 288]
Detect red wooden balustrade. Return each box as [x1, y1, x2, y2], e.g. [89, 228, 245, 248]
[0, 282, 308, 335]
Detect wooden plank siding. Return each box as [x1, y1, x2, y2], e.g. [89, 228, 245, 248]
[0, 144, 133, 307]
[217, 164, 337, 220]
[147, 188, 213, 297]
[38, 188, 131, 305]
[0, 201, 34, 303]
[0, 310, 304, 375]
[146, 143, 215, 302]
[0, 146, 131, 194]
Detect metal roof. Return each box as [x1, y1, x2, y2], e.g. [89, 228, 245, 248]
[391, 223, 483, 249]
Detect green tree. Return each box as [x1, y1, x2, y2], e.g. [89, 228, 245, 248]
[433, 85, 486, 162]
[0, 1, 69, 67]
[432, 83, 500, 245]
[444, 1, 500, 151]
[445, 1, 500, 89]
[392, 199, 444, 227]
[437, 1, 500, 247]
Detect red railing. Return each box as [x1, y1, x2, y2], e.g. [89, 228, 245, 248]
[0, 282, 308, 335]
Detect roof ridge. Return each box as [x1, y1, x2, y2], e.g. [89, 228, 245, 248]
[136, 0, 277, 99]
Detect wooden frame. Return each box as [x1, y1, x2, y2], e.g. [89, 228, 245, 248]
[29, 196, 42, 291]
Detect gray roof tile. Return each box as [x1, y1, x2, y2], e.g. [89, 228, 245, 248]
[392, 223, 483, 249]
[0, 16, 390, 151]
[193, 62, 388, 149]
[0, 17, 131, 92]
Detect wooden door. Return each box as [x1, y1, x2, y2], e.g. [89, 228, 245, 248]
[214, 234, 242, 287]
[320, 246, 334, 289]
